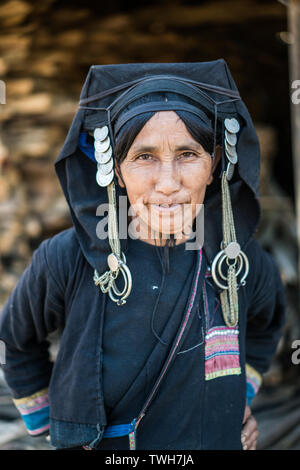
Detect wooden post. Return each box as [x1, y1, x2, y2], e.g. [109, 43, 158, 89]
[287, 0, 300, 301]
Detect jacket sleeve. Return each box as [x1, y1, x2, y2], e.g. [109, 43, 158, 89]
[0, 237, 66, 435]
[245, 239, 286, 405]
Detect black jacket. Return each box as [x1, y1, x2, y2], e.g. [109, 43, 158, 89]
[0, 60, 286, 449]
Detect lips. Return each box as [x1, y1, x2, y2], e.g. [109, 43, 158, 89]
[149, 200, 188, 206]
[157, 203, 179, 208]
[149, 203, 183, 214]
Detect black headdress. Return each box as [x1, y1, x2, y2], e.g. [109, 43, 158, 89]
[54, 60, 261, 325]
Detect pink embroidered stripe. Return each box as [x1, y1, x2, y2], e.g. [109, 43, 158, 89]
[246, 363, 262, 394]
[247, 377, 259, 394]
[17, 402, 49, 415]
[205, 327, 241, 380]
[13, 388, 50, 436]
[28, 423, 50, 436]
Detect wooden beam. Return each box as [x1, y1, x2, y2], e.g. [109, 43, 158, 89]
[134, 1, 285, 27]
[287, 0, 300, 300]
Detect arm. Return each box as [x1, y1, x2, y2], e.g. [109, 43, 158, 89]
[0, 237, 66, 435]
[245, 240, 286, 404]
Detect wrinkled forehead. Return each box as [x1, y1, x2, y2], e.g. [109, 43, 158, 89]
[125, 110, 205, 149]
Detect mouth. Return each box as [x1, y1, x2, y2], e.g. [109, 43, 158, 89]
[149, 203, 184, 214]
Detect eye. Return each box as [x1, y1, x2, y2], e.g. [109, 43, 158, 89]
[135, 153, 152, 161]
[178, 151, 198, 159]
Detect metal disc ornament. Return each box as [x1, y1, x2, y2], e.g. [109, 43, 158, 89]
[225, 129, 237, 146]
[225, 141, 238, 164]
[94, 146, 113, 164]
[95, 137, 111, 153]
[94, 126, 109, 141]
[211, 248, 249, 290]
[107, 253, 120, 272]
[226, 162, 235, 181]
[96, 169, 114, 187]
[97, 158, 113, 175]
[224, 118, 240, 134]
[224, 241, 241, 259]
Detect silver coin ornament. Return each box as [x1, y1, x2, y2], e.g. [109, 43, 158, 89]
[224, 140, 238, 164]
[95, 137, 111, 153]
[94, 126, 109, 141]
[225, 129, 237, 146]
[96, 169, 114, 187]
[224, 241, 241, 259]
[95, 147, 113, 164]
[93, 129, 131, 307]
[224, 117, 240, 134]
[226, 162, 235, 181]
[94, 126, 114, 188]
[97, 158, 113, 175]
[107, 253, 120, 272]
[224, 117, 240, 180]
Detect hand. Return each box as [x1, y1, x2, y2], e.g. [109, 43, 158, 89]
[241, 404, 259, 450]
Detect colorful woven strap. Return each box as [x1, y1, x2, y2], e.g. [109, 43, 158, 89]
[101, 418, 137, 450]
[246, 363, 263, 405]
[13, 387, 50, 436]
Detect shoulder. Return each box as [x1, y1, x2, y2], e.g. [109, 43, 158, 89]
[35, 227, 82, 293]
[244, 236, 271, 261]
[243, 237, 285, 312]
[41, 226, 80, 256]
[244, 237, 281, 284]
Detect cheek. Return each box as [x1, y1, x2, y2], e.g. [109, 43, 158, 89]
[121, 167, 153, 203]
[182, 162, 212, 197]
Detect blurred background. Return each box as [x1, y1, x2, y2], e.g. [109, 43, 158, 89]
[0, 0, 299, 450]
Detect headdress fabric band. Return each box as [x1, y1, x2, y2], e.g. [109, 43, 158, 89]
[79, 75, 242, 138]
[107, 78, 218, 119]
[78, 74, 241, 106]
[113, 101, 212, 136]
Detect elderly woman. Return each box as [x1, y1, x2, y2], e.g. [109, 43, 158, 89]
[0, 61, 285, 450]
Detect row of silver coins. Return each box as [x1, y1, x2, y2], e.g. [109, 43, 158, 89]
[94, 126, 114, 187]
[224, 118, 240, 181]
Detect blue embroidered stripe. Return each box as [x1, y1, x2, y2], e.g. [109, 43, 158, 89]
[246, 382, 256, 406]
[22, 405, 50, 432]
[103, 419, 137, 438]
[205, 351, 240, 360]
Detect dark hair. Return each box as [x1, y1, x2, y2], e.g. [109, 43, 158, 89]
[113, 92, 220, 164]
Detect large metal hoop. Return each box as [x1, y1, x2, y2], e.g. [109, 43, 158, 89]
[217, 252, 243, 281]
[211, 249, 249, 290]
[111, 264, 128, 297]
[108, 262, 132, 304]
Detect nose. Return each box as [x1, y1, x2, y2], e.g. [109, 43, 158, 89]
[154, 161, 181, 196]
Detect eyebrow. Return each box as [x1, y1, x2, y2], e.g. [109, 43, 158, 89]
[130, 141, 203, 153]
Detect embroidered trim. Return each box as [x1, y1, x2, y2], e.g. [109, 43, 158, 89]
[129, 431, 136, 450]
[203, 269, 241, 381]
[246, 363, 263, 398]
[13, 387, 49, 405]
[13, 388, 50, 435]
[205, 267, 212, 278]
[203, 280, 210, 330]
[206, 368, 241, 381]
[205, 327, 241, 381]
[206, 327, 239, 339]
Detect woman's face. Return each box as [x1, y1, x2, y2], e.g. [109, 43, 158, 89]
[115, 111, 219, 244]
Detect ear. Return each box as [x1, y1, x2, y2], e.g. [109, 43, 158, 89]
[207, 145, 222, 185]
[114, 158, 125, 188]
